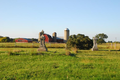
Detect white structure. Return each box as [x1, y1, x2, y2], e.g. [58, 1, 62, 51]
[64, 28, 70, 43]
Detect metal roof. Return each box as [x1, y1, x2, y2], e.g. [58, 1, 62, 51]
[44, 34, 52, 38]
[23, 38, 32, 41]
[56, 37, 64, 40]
[64, 28, 69, 31]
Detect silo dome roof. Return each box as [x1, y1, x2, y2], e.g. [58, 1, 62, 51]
[64, 28, 69, 31]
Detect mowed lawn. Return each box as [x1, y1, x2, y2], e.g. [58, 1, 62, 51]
[0, 47, 120, 80]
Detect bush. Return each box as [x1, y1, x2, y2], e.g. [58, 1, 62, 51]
[8, 52, 14, 55]
[8, 52, 19, 55]
[71, 47, 78, 54]
[67, 34, 93, 50]
[65, 50, 71, 56]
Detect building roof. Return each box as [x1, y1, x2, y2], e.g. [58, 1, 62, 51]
[64, 28, 69, 31]
[44, 34, 52, 38]
[56, 37, 64, 40]
[23, 38, 32, 41]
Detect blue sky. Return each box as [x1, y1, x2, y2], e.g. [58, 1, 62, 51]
[0, 0, 120, 41]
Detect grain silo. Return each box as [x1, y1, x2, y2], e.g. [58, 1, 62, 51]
[64, 28, 70, 43]
[52, 32, 57, 42]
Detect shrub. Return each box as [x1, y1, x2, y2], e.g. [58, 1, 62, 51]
[65, 50, 71, 56]
[30, 53, 38, 55]
[8, 52, 14, 55]
[8, 52, 19, 55]
[67, 34, 93, 50]
[71, 47, 78, 54]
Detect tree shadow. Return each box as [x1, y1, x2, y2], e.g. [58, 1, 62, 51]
[110, 50, 120, 51]
[38, 53, 45, 55]
[70, 53, 76, 57]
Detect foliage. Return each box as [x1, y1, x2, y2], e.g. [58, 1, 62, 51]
[114, 41, 120, 43]
[0, 36, 3, 38]
[0, 37, 10, 42]
[97, 38, 106, 44]
[65, 50, 71, 55]
[31, 38, 38, 41]
[95, 33, 108, 44]
[108, 41, 112, 43]
[67, 34, 93, 50]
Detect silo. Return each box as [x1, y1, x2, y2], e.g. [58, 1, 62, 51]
[64, 28, 69, 43]
[52, 32, 57, 42]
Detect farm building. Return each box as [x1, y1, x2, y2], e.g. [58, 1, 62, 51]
[15, 38, 32, 43]
[43, 34, 64, 43]
[38, 28, 70, 43]
[56, 37, 64, 43]
[44, 34, 53, 43]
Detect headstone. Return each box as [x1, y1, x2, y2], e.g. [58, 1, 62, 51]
[38, 30, 47, 51]
[92, 37, 98, 51]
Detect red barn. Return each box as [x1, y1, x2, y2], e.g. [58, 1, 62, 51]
[44, 34, 53, 43]
[43, 34, 64, 43]
[38, 33, 64, 43]
[15, 38, 32, 43]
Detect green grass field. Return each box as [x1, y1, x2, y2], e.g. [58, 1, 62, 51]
[0, 43, 66, 48]
[0, 43, 120, 80]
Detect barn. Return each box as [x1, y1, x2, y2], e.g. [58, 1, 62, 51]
[56, 37, 64, 43]
[42, 34, 64, 43]
[15, 38, 32, 43]
[44, 34, 53, 43]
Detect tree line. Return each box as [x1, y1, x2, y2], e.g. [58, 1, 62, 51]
[0, 33, 109, 44]
[0, 37, 38, 42]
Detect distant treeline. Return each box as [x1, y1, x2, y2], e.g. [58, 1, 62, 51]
[0, 37, 38, 42]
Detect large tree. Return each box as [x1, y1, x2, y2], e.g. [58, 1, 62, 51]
[67, 34, 93, 50]
[95, 33, 108, 44]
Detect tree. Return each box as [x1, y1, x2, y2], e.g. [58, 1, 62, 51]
[0, 36, 3, 38]
[67, 34, 93, 50]
[0, 37, 10, 42]
[108, 41, 112, 43]
[95, 33, 108, 44]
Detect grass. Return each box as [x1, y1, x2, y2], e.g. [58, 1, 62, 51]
[0, 43, 66, 48]
[1, 46, 120, 80]
[1, 42, 120, 50]
[98, 43, 120, 50]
